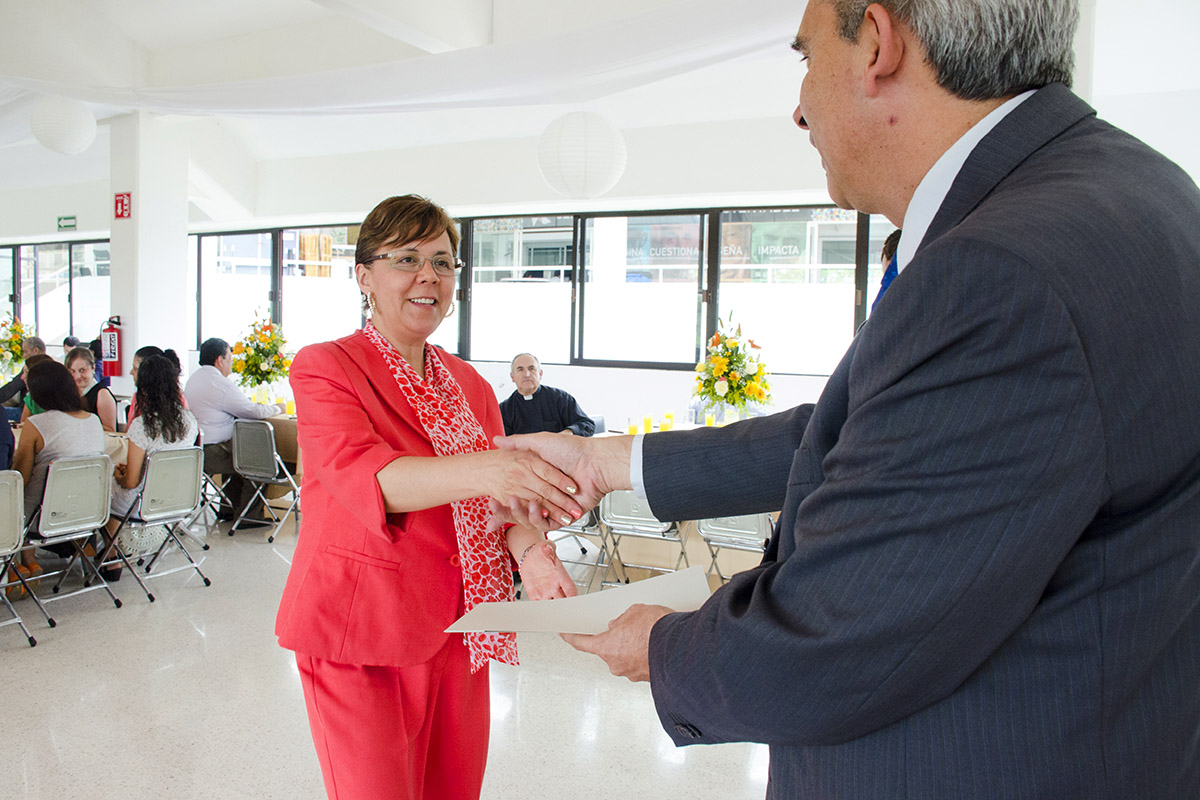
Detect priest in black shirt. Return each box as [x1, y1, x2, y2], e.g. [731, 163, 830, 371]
[499, 353, 594, 437]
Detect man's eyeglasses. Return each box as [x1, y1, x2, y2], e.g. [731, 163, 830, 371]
[361, 250, 463, 276]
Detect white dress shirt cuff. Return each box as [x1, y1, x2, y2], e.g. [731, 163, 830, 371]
[629, 433, 647, 499]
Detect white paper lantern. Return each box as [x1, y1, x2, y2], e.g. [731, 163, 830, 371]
[537, 112, 627, 199]
[30, 96, 97, 155]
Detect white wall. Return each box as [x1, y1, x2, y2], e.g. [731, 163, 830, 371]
[253, 115, 826, 225]
[469, 359, 828, 432]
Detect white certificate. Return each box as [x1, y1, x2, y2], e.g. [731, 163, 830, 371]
[446, 565, 713, 634]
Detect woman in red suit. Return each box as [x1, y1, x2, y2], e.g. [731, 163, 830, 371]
[276, 195, 580, 800]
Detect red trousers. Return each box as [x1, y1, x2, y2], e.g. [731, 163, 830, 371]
[296, 635, 490, 800]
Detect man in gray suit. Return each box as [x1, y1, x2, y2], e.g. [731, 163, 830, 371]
[498, 1, 1200, 797]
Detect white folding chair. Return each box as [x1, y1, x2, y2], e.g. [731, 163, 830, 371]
[696, 513, 773, 583]
[598, 490, 687, 586]
[104, 446, 211, 600]
[548, 508, 611, 594]
[0, 470, 37, 647]
[230, 419, 299, 542]
[184, 429, 222, 543]
[21, 455, 121, 628]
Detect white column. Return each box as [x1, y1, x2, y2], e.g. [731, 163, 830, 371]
[107, 111, 189, 397]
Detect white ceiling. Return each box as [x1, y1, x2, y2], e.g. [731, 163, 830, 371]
[0, 0, 1197, 210]
[0, 0, 803, 195]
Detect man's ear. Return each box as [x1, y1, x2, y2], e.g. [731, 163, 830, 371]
[861, 2, 904, 98]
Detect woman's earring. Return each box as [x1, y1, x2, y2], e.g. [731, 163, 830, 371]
[445, 302, 456, 318]
[367, 293, 378, 314]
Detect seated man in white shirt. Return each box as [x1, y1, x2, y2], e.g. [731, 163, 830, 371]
[184, 337, 286, 524]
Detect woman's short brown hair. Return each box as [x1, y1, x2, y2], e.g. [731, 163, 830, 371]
[65, 345, 95, 369]
[355, 195, 460, 314]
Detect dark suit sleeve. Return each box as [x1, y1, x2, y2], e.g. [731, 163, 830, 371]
[646, 241, 1107, 748]
[0, 375, 23, 405]
[642, 403, 813, 520]
[559, 390, 594, 437]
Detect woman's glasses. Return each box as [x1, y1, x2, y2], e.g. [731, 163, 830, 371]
[361, 250, 463, 276]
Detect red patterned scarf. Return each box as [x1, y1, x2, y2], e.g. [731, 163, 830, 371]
[363, 323, 518, 672]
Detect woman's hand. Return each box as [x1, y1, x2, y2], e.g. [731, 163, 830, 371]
[483, 449, 583, 529]
[113, 463, 127, 481]
[517, 541, 577, 600]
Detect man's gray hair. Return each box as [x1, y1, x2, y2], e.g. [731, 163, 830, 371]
[829, 0, 1078, 101]
[511, 352, 541, 370]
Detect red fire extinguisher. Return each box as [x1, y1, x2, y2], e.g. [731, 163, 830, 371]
[100, 316, 122, 378]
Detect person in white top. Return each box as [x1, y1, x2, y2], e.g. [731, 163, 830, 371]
[10, 359, 106, 594]
[184, 337, 285, 522]
[111, 355, 200, 516]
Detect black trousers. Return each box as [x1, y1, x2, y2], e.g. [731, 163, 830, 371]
[202, 441, 263, 518]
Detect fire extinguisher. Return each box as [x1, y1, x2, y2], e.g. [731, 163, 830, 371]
[100, 316, 122, 378]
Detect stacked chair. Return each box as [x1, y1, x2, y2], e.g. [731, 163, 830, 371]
[598, 489, 686, 587]
[548, 507, 611, 594]
[696, 513, 774, 583]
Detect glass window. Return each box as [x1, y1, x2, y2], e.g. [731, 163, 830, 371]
[0, 248, 13, 319]
[187, 235, 199, 349]
[717, 208, 863, 375]
[280, 226, 363, 351]
[18, 248, 35, 334]
[19, 244, 71, 348]
[469, 216, 573, 363]
[199, 232, 274, 346]
[70, 243, 110, 342]
[426, 264, 462, 357]
[580, 214, 703, 364]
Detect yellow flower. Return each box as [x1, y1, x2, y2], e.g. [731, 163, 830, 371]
[711, 355, 728, 377]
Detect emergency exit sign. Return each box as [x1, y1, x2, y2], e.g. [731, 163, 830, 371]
[57, 216, 76, 231]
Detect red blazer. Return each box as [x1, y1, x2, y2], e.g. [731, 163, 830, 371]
[274, 330, 505, 667]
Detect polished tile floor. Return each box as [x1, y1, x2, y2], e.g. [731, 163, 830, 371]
[1, 519, 768, 799]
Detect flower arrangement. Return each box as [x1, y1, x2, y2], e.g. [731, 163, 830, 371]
[0, 315, 33, 370]
[231, 317, 292, 388]
[694, 318, 771, 416]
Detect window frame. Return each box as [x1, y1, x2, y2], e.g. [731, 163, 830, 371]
[2, 202, 877, 377]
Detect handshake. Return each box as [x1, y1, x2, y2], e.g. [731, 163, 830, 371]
[488, 430, 670, 683]
[486, 431, 634, 535]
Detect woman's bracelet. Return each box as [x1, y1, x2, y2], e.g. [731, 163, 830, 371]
[518, 542, 538, 570]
